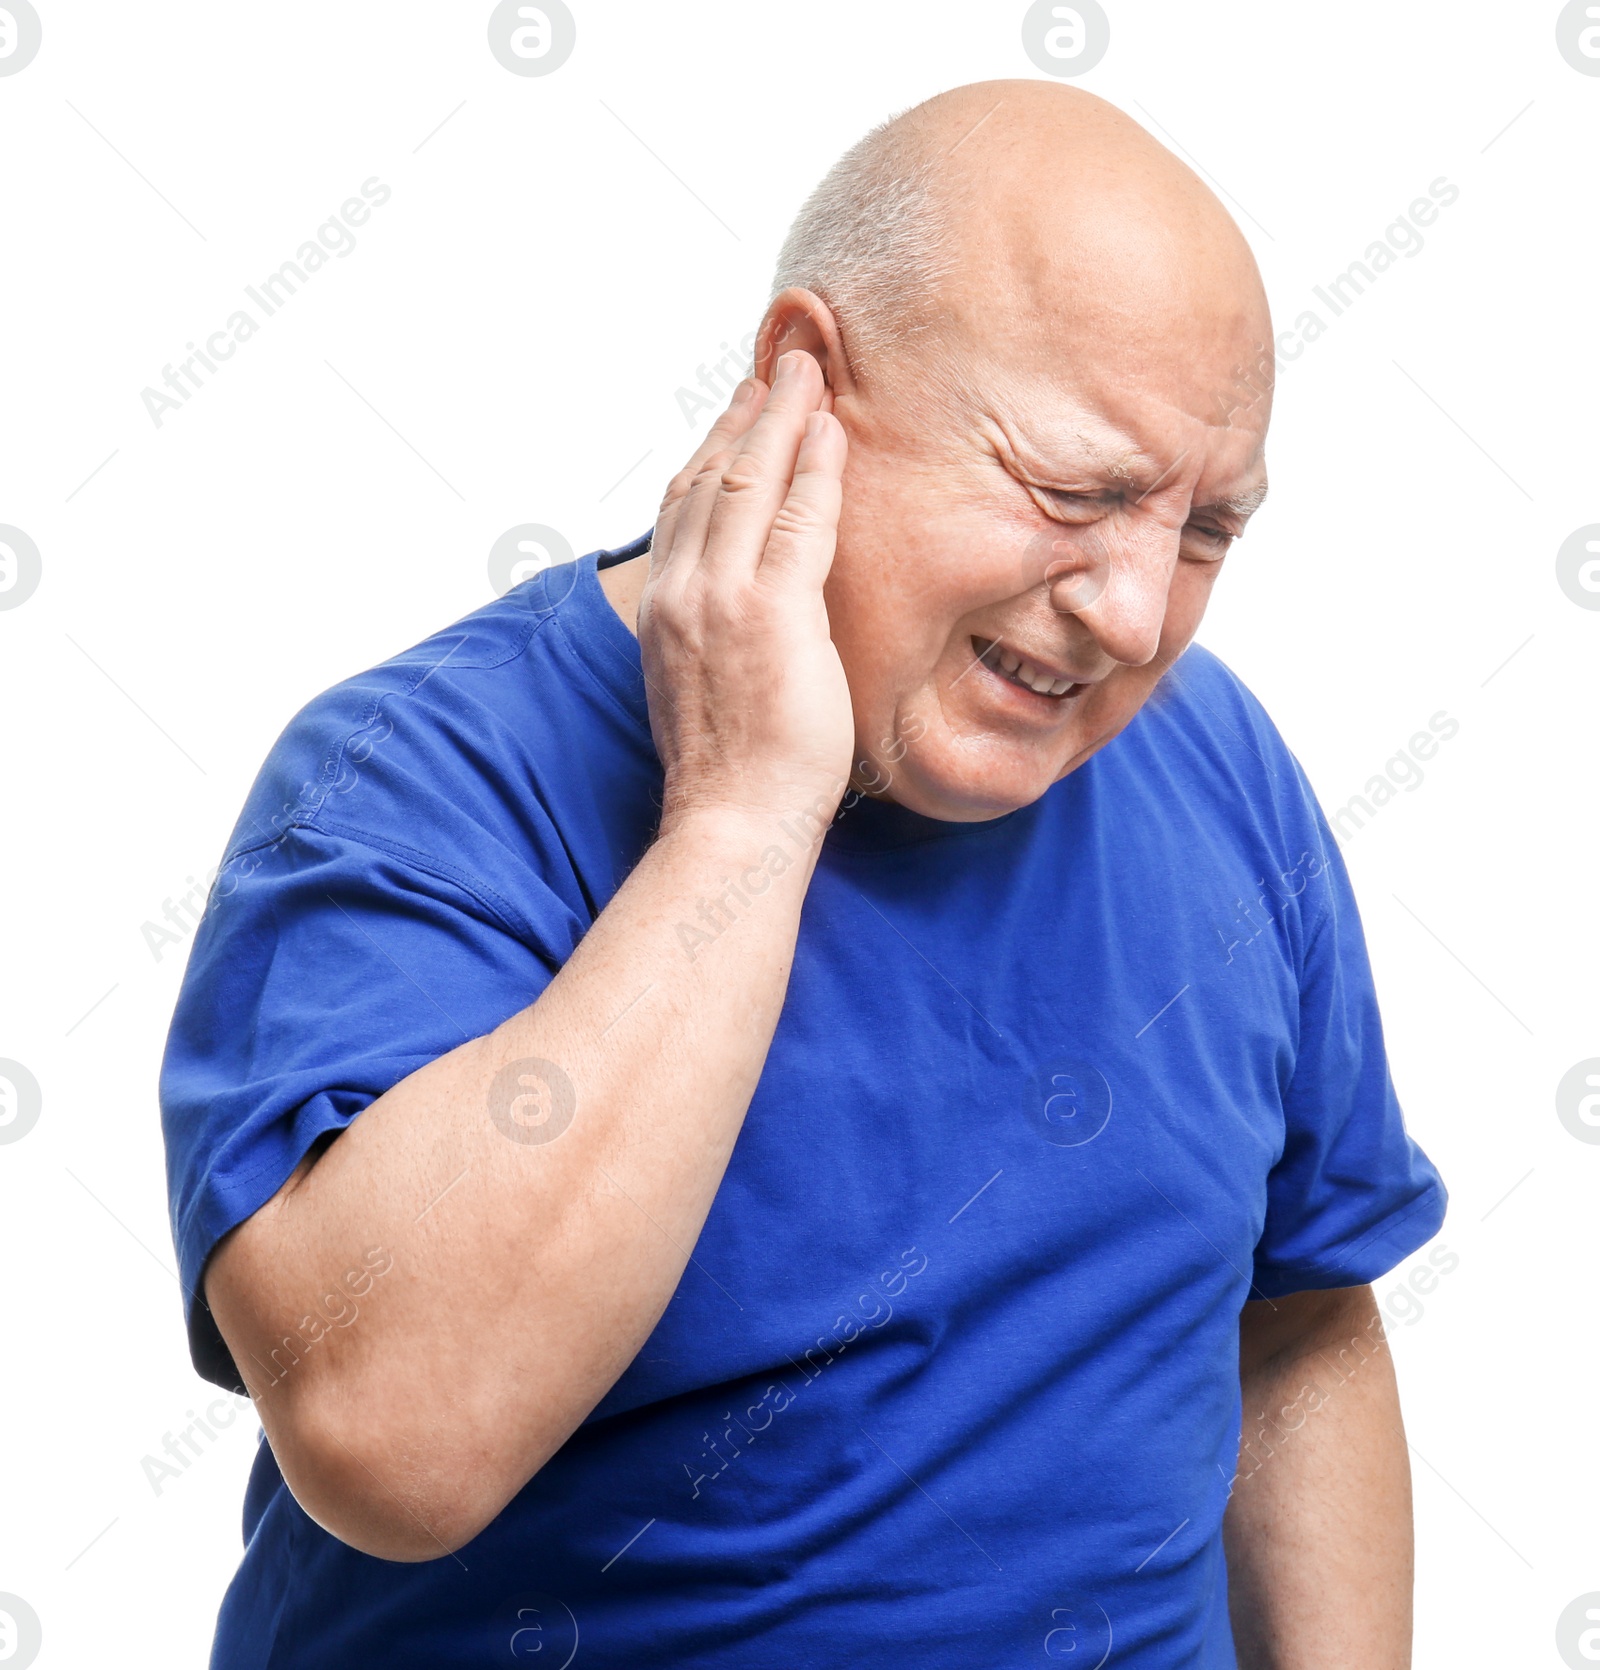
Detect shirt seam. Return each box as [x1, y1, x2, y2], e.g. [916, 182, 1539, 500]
[1253, 1181, 1446, 1287]
[548, 584, 654, 736]
[303, 816, 555, 948]
[220, 609, 564, 871]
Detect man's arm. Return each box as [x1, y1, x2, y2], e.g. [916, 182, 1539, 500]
[1224, 1284, 1413, 1669]
[204, 353, 853, 1561]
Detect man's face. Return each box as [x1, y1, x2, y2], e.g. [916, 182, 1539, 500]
[825, 318, 1272, 822]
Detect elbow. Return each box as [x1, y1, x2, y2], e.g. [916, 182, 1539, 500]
[268, 1393, 512, 1563]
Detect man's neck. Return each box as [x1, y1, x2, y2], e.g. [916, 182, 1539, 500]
[598, 550, 650, 638]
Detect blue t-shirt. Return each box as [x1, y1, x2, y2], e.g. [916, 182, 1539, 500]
[161, 536, 1445, 1669]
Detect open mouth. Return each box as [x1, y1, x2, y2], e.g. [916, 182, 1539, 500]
[972, 636, 1086, 701]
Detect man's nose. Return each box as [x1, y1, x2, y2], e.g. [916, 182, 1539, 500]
[1052, 522, 1176, 668]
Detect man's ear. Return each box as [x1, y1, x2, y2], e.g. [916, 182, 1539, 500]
[754, 288, 855, 408]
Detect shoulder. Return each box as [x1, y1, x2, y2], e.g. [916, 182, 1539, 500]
[1148, 641, 1286, 751]
[217, 548, 650, 889]
[224, 593, 546, 861]
[1134, 642, 1304, 788]
[1116, 641, 1331, 865]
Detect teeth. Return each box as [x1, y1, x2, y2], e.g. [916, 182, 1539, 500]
[976, 636, 1079, 699]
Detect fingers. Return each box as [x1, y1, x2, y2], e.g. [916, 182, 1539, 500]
[665, 448, 736, 578]
[694, 376, 769, 470]
[697, 352, 827, 580]
[760, 410, 847, 589]
[651, 379, 768, 577]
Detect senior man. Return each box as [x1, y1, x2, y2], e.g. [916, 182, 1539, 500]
[163, 82, 1444, 1668]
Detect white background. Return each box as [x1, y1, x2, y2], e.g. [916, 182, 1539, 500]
[1, 2, 1595, 1665]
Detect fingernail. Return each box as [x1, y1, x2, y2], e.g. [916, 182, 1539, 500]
[776, 351, 801, 380]
[732, 377, 758, 404]
[804, 411, 827, 439]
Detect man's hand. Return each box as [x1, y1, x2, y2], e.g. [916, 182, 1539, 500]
[203, 357, 851, 1561]
[641, 350, 853, 828]
[1225, 1285, 1413, 1668]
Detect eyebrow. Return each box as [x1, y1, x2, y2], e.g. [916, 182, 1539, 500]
[1089, 446, 1152, 485]
[1015, 428, 1269, 520]
[1212, 480, 1270, 519]
[1045, 422, 1157, 487]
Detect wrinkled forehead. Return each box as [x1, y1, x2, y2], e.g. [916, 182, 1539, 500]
[964, 347, 1273, 512]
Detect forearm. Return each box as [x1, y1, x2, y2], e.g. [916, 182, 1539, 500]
[207, 798, 828, 1559]
[1224, 1286, 1413, 1669]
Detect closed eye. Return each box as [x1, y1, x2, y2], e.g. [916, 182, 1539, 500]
[1181, 523, 1235, 559]
[1031, 485, 1117, 523]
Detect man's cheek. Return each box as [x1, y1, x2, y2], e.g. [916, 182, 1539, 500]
[1160, 561, 1222, 647]
[1089, 669, 1156, 735]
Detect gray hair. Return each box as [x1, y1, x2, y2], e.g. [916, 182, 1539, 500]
[771, 111, 956, 379]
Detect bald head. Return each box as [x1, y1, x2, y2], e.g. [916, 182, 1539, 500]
[755, 82, 1276, 824]
[774, 81, 1269, 391]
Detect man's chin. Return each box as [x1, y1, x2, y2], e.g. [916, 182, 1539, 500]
[863, 747, 1069, 825]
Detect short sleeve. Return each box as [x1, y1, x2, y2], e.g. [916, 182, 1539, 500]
[1250, 817, 1447, 1298]
[160, 826, 582, 1390]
